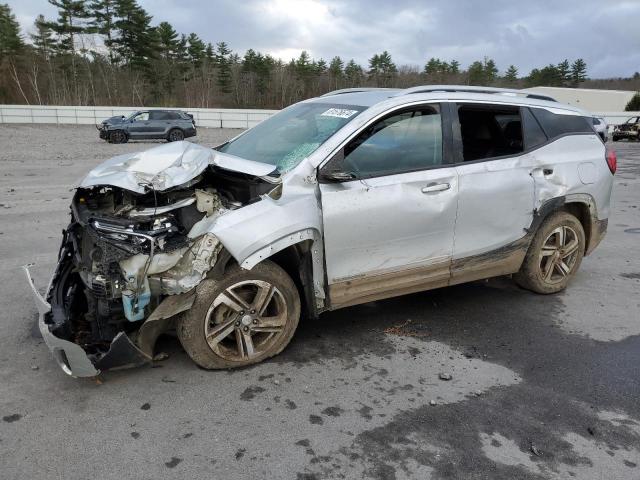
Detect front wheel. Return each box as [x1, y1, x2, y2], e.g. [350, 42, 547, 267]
[177, 261, 301, 369]
[514, 211, 585, 294]
[109, 130, 127, 144]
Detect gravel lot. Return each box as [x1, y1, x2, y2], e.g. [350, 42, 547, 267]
[1, 125, 639, 480]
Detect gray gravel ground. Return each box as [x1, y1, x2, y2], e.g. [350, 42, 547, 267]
[1, 124, 639, 480]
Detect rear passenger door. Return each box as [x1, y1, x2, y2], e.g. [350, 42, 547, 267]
[450, 103, 536, 276]
[148, 111, 170, 137]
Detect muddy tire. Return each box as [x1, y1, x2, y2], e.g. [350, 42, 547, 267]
[177, 261, 300, 369]
[514, 211, 585, 294]
[167, 128, 184, 142]
[109, 130, 127, 144]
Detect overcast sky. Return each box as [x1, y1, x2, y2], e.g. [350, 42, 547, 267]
[7, 0, 640, 78]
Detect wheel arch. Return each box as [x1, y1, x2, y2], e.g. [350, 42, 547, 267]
[535, 194, 603, 256]
[167, 127, 185, 139]
[108, 128, 128, 141]
[239, 230, 324, 319]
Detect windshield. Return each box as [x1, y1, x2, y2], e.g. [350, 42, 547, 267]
[218, 102, 366, 173]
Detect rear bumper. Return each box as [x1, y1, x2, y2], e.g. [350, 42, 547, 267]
[23, 263, 151, 378]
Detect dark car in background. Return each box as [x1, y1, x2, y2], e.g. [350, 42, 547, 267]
[97, 110, 196, 143]
[612, 115, 640, 142]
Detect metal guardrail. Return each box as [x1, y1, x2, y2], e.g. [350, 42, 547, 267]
[0, 105, 278, 129]
[0, 105, 637, 130]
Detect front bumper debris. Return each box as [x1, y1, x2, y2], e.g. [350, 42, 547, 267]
[23, 264, 151, 377]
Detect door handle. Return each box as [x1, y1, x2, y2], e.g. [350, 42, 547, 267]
[421, 183, 450, 193]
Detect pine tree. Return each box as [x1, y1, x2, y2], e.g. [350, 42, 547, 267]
[0, 3, 24, 60]
[46, 0, 88, 56]
[315, 58, 327, 75]
[87, 0, 116, 61]
[449, 60, 460, 75]
[484, 58, 498, 84]
[329, 56, 343, 76]
[30, 14, 56, 59]
[467, 60, 485, 85]
[111, 0, 156, 70]
[570, 58, 587, 86]
[368, 50, 396, 86]
[504, 65, 518, 85]
[156, 21, 179, 61]
[344, 59, 363, 86]
[215, 41, 232, 93]
[205, 42, 214, 61]
[423, 58, 442, 76]
[557, 59, 570, 86]
[187, 33, 205, 67]
[295, 50, 312, 78]
[625, 92, 640, 111]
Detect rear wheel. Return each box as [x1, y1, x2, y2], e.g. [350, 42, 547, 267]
[514, 211, 585, 294]
[109, 130, 127, 144]
[167, 128, 184, 142]
[177, 261, 301, 369]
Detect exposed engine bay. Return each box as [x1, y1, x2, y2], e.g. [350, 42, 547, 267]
[47, 154, 278, 370]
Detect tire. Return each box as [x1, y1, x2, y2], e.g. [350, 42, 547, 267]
[109, 130, 127, 144]
[167, 128, 185, 142]
[514, 211, 585, 294]
[177, 260, 301, 369]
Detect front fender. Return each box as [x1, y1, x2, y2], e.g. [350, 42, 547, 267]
[189, 192, 326, 301]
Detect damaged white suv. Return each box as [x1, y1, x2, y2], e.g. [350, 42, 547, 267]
[25, 86, 615, 377]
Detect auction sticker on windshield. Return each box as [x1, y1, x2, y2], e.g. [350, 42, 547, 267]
[321, 108, 359, 119]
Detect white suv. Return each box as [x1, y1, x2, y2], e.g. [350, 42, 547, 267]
[25, 86, 615, 377]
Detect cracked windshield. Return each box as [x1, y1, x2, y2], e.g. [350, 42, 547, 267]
[218, 103, 365, 173]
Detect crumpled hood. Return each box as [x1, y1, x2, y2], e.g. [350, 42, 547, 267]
[102, 115, 126, 125]
[79, 141, 278, 193]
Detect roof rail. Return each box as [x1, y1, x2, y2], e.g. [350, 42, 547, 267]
[320, 87, 395, 97]
[398, 85, 557, 102]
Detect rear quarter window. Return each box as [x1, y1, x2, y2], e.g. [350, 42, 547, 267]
[522, 107, 548, 150]
[530, 108, 593, 139]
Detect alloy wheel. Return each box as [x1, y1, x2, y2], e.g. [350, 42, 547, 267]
[538, 225, 580, 284]
[204, 280, 288, 361]
[169, 130, 184, 141]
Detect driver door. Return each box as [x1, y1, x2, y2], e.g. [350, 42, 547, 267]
[319, 104, 459, 309]
[128, 111, 150, 138]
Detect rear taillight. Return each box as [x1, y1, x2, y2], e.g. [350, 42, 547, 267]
[606, 148, 617, 174]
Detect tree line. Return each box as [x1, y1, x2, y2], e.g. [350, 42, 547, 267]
[0, 1, 636, 109]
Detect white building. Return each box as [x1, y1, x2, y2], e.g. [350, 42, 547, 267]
[523, 86, 638, 125]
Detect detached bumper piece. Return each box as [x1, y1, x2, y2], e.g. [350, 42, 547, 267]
[23, 232, 153, 377]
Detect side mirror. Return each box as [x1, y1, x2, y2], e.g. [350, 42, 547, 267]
[321, 170, 356, 182]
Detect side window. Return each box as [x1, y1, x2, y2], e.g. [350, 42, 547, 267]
[457, 104, 523, 161]
[149, 111, 168, 120]
[132, 112, 149, 122]
[530, 108, 592, 138]
[167, 112, 181, 120]
[341, 105, 443, 178]
[522, 107, 548, 150]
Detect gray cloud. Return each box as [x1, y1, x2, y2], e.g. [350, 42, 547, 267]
[7, 0, 640, 77]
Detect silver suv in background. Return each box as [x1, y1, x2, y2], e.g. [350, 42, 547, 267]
[26, 86, 615, 377]
[97, 109, 196, 143]
[592, 116, 608, 142]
